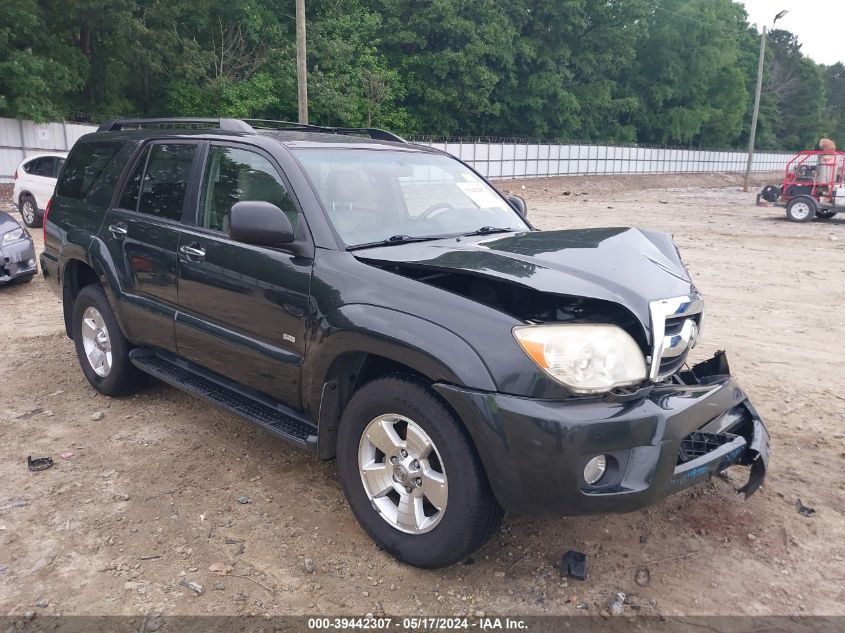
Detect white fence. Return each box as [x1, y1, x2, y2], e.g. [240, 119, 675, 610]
[416, 140, 792, 180]
[0, 118, 793, 183]
[0, 118, 97, 183]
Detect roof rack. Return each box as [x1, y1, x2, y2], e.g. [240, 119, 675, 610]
[243, 119, 407, 143]
[96, 117, 408, 143]
[97, 117, 254, 133]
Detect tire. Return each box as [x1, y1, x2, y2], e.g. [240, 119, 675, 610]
[816, 210, 838, 219]
[72, 285, 145, 396]
[19, 195, 41, 228]
[337, 375, 503, 568]
[785, 197, 817, 222]
[760, 184, 780, 203]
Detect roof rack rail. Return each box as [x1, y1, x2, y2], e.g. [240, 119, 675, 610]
[97, 117, 254, 133]
[243, 119, 407, 143]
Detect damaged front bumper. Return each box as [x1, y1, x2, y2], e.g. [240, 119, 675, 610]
[0, 236, 37, 285]
[434, 351, 770, 515]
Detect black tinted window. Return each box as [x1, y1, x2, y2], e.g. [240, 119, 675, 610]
[31, 157, 56, 177]
[199, 146, 297, 232]
[118, 148, 150, 211]
[137, 144, 196, 221]
[57, 141, 124, 202]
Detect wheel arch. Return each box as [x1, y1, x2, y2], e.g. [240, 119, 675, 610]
[306, 306, 497, 460]
[60, 258, 104, 337]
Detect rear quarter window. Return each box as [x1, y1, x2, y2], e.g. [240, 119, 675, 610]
[56, 140, 134, 209]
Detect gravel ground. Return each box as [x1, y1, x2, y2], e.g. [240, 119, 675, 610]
[1, 172, 843, 619]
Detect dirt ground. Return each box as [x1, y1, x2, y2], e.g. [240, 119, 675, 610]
[1, 172, 844, 619]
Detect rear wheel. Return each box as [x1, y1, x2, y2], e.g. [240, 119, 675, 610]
[337, 375, 503, 568]
[816, 209, 838, 219]
[20, 195, 41, 228]
[72, 285, 145, 396]
[785, 197, 817, 222]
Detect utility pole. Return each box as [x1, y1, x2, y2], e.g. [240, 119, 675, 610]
[295, 0, 308, 124]
[743, 27, 766, 192]
[743, 10, 787, 192]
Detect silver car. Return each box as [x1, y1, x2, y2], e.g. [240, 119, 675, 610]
[0, 210, 37, 285]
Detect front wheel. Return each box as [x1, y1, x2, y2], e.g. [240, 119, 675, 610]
[785, 197, 817, 222]
[337, 375, 503, 568]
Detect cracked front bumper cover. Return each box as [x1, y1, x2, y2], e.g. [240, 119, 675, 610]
[435, 351, 770, 515]
[0, 236, 37, 284]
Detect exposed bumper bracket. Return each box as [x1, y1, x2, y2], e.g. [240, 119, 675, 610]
[736, 417, 770, 499]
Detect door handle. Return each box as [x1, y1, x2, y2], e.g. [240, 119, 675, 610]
[179, 244, 206, 260]
[108, 223, 128, 237]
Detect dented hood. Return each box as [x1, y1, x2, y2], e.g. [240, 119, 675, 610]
[354, 227, 696, 328]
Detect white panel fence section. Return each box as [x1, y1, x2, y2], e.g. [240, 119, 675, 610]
[414, 140, 793, 180]
[1, 117, 793, 183]
[0, 117, 97, 183]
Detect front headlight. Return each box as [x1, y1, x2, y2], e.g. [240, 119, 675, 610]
[1, 227, 25, 246]
[513, 324, 647, 394]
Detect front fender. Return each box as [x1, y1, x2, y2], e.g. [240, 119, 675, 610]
[302, 303, 496, 418]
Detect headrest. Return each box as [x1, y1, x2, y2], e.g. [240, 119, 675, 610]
[325, 170, 370, 209]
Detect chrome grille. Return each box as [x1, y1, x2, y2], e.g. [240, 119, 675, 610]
[648, 294, 704, 381]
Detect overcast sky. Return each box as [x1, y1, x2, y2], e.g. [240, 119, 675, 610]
[739, 1, 843, 66]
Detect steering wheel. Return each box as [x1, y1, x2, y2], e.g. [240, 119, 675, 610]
[418, 202, 455, 220]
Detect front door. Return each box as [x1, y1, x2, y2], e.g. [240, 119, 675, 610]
[175, 143, 312, 408]
[101, 141, 200, 352]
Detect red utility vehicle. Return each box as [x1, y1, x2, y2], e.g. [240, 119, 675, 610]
[758, 150, 845, 221]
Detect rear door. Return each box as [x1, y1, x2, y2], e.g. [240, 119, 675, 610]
[102, 141, 201, 352]
[175, 142, 312, 408]
[28, 157, 60, 209]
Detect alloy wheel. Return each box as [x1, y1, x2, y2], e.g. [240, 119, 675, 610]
[22, 200, 35, 224]
[358, 413, 448, 534]
[81, 307, 113, 377]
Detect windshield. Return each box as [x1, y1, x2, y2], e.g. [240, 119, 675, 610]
[293, 148, 529, 247]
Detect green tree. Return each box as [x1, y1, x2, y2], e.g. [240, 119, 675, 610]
[824, 63, 845, 145]
[764, 29, 826, 149]
[0, 0, 85, 120]
[372, 0, 517, 136]
[625, 0, 751, 146]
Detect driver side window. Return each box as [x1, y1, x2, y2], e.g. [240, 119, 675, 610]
[199, 146, 297, 233]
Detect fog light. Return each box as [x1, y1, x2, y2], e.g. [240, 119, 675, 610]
[584, 455, 607, 485]
[28, 258, 35, 267]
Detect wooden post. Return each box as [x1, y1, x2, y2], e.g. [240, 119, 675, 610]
[295, 0, 308, 124]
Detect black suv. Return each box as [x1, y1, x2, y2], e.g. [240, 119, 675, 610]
[41, 118, 769, 568]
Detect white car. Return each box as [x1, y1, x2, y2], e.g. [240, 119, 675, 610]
[13, 152, 67, 228]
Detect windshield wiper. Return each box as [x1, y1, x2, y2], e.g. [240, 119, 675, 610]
[347, 234, 447, 251]
[462, 226, 517, 236]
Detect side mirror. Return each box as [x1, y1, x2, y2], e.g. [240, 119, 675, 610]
[228, 201, 295, 246]
[508, 195, 527, 217]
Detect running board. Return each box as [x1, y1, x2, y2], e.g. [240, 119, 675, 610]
[129, 349, 318, 451]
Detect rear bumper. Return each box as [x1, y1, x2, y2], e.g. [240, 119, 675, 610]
[39, 249, 60, 291]
[0, 237, 37, 284]
[435, 352, 770, 515]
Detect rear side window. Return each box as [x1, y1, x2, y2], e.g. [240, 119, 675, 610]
[135, 144, 196, 221]
[56, 140, 125, 207]
[31, 157, 57, 177]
